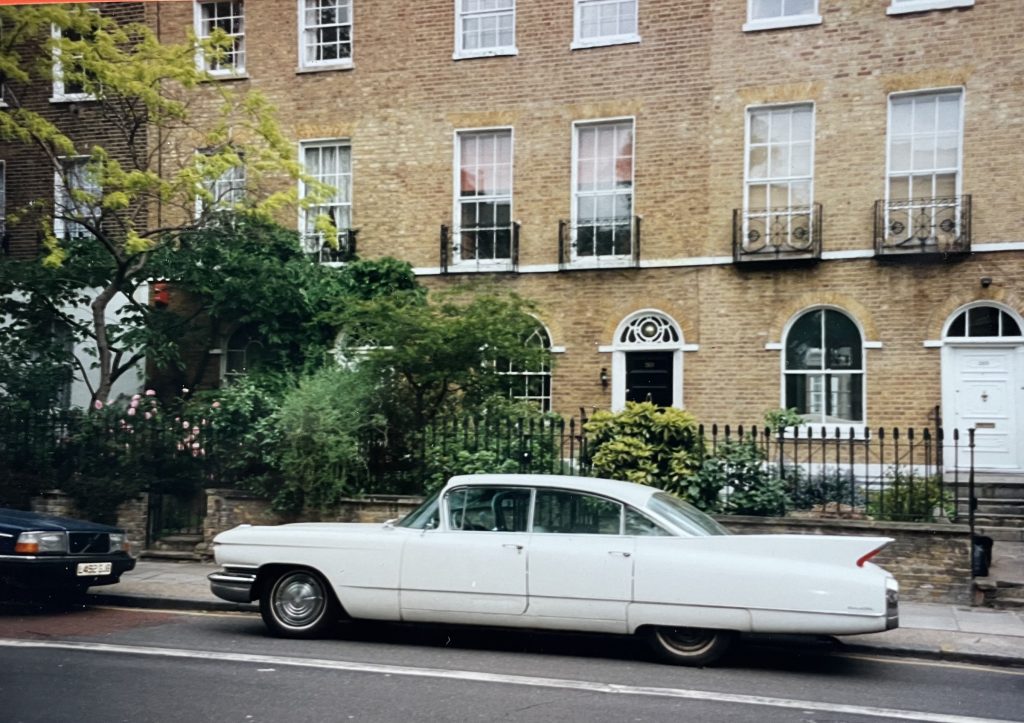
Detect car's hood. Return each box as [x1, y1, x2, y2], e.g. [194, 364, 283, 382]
[0, 507, 122, 535]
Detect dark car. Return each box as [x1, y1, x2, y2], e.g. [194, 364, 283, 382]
[0, 508, 136, 599]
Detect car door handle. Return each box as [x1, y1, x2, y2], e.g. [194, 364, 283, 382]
[608, 551, 632, 557]
[503, 543, 524, 552]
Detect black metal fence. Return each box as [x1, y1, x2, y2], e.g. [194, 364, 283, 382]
[0, 402, 978, 526]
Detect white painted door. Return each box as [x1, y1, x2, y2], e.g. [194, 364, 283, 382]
[948, 347, 1022, 470]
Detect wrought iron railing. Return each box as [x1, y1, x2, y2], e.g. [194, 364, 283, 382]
[874, 195, 971, 257]
[732, 203, 822, 264]
[440, 222, 520, 273]
[559, 215, 641, 270]
[304, 228, 357, 263]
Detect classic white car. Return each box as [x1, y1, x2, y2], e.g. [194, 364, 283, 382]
[209, 474, 899, 665]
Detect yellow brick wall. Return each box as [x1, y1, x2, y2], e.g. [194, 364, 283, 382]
[150, 1, 1024, 428]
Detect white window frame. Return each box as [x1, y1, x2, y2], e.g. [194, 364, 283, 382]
[452, 126, 514, 270]
[742, 102, 815, 255]
[50, 22, 96, 102]
[887, 0, 974, 16]
[454, 0, 518, 60]
[497, 324, 553, 412]
[572, 0, 640, 50]
[298, 0, 353, 71]
[299, 139, 353, 261]
[194, 1, 246, 77]
[54, 157, 101, 240]
[743, 0, 821, 32]
[884, 87, 964, 248]
[570, 117, 635, 269]
[196, 152, 247, 216]
[779, 306, 868, 432]
[221, 324, 264, 381]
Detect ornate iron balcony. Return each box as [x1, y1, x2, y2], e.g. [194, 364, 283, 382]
[732, 204, 822, 265]
[874, 195, 971, 259]
[440, 222, 519, 274]
[305, 228, 357, 263]
[558, 216, 642, 270]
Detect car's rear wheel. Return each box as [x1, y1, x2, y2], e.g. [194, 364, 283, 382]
[644, 626, 735, 666]
[260, 569, 338, 638]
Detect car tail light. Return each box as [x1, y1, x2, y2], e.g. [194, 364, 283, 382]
[15, 531, 68, 554]
[857, 546, 884, 567]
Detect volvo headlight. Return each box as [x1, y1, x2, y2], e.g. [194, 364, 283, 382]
[108, 533, 130, 554]
[15, 531, 68, 554]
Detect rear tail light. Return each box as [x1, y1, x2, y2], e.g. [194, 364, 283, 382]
[856, 546, 884, 567]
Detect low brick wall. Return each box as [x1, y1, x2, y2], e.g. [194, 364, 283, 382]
[720, 516, 972, 604]
[201, 488, 422, 554]
[31, 490, 150, 552]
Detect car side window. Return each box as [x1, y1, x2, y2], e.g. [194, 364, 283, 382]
[532, 490, 622, 534]
[446, 487, 530, 532]
[624, 507, 670, 536]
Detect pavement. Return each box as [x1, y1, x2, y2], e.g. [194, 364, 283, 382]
[86, 559, 1024, 668]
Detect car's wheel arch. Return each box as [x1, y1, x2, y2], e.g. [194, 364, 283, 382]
[255, 563, 347, 618]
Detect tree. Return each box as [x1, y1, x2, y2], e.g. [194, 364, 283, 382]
[329, 280, 552, 427]
[0, 5, 331, 406]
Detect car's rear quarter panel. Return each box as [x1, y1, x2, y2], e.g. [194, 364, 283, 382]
[630, 535, 892, 634]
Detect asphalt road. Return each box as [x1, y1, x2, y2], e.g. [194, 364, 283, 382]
[0, 603, 1021, 723]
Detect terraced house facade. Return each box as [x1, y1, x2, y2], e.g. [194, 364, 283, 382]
[6, 2, 1020, 471]
[146, 0, 1024, 472]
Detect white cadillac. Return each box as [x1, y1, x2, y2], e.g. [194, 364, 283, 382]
[209, 474, 899, 665]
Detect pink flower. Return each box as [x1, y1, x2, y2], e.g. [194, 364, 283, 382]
[145, 389, 156, 397]
[191, 441, 200, 449]
[131, 393, 141, 401]
[130, 399, 139, 409]
[144, 412, 152, 420]
[93, 400, 104, 410]
[127, 408, 137, 416]
[212, 401, 221, 409]
[182, 420, 190, 429]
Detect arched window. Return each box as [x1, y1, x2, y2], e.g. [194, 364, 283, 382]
[499, 326, 552, 411]
[223, 325, 264, 381]
[610, 310, 685, 409]
[945, 305, 1022, 338]
[784, 308, 863, 425]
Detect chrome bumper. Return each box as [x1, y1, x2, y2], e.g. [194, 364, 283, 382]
[885, 579, 900, 630]
[208, 569, 257, 603]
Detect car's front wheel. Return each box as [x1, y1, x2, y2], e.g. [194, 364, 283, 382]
[260, 569, 338, 638]
[643, 626, 735, 666]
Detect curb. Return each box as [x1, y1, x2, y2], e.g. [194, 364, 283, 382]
[834, 639, 1024, 669]
[86, 592, 256, 614]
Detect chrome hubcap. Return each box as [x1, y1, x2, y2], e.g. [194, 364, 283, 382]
[273, 573, 326, 628]
[657, 627, 715, 655]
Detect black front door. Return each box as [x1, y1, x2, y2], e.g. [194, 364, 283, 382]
[626, 351, 673, 407]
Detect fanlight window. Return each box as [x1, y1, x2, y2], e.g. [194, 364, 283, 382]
[619, 313, 680, 346]
[946, 306, 1022, 338]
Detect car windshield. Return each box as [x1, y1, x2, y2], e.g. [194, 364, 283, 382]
[396, 489, 441, 529]
[646, 492, 730, 537]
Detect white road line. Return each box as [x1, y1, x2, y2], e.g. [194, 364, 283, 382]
[0, 639, 1016, 723]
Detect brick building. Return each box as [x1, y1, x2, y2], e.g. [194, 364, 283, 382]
[1, 3, 149, 406]
[9, 1, 1019, 470]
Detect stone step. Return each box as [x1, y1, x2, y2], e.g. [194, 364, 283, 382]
[976, 527, 1024, 542]
[139, 549, 203, 561]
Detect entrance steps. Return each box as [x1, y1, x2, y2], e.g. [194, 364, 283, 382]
[142, 533, 204, 561]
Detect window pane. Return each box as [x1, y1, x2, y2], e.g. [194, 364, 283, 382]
[786, 309, 822, 370]
[824, 309, 862, 370]
[533, 490, 621, 534]
[967, 306, 1000, 337]
[448, 487, 529, 532]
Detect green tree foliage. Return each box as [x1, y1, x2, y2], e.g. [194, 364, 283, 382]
[584, 402, 702, 493]
[692, 440, 790, 516]
[0, 6, 331, 406]
[329, 284, 551, 426]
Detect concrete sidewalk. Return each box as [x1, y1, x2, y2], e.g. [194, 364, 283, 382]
[89, 560, 1024, 668]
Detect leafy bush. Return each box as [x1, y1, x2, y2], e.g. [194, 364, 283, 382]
[787, 467, 863, 513]
[690, 439, 790, 515]
[763, 407, 804, 433]
[422, 398, 563, 493]
[867, 470, 952, 522]
[242, 365, 384, 513]
[584, 402, 702, 495]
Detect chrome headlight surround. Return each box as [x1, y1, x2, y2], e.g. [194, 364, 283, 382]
[108, 532, 130, 554]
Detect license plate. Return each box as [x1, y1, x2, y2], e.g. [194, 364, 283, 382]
[76, 562, 112, 576]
